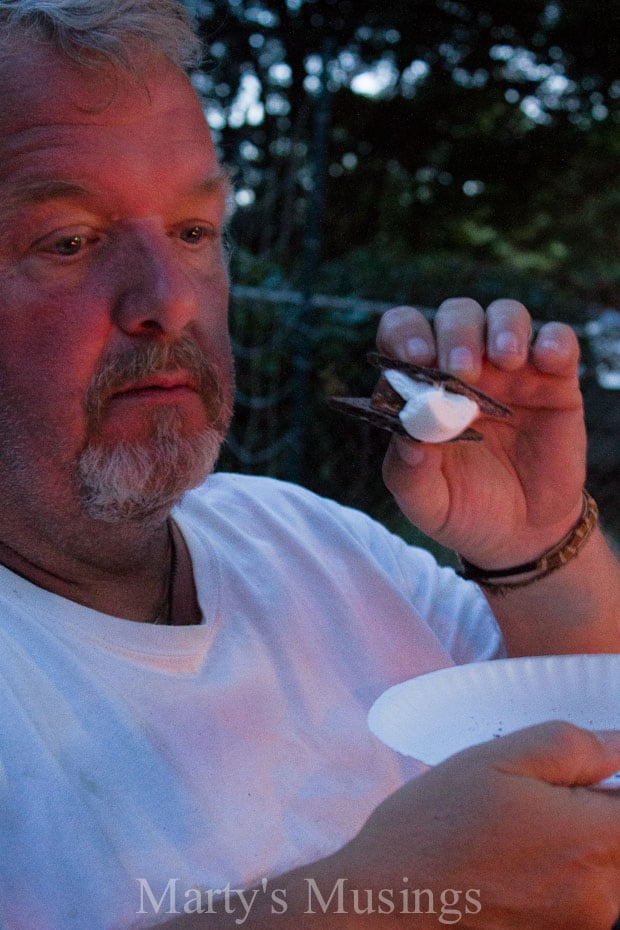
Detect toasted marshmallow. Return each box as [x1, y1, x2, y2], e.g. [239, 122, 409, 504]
[384, 369, 480, 442]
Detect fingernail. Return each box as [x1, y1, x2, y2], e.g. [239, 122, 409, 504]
[394, 436, 426, 467]
[537, 336, 564, 354]
[495, 331, 522, 355]
[448, 346, 475, 373]
[406, 337, 433, 361]
[595, 731, 620, 754]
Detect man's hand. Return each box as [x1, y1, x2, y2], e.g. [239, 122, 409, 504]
[377, 298, 585, 569]
[343, 721, 620, 929]
[163, 722, 620, 929]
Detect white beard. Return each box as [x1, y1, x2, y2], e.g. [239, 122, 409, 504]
[75, 407, 225, 523]
[75, 337, 234, 523]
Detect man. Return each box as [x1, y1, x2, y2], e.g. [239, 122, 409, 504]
[0, 1, 617, 928]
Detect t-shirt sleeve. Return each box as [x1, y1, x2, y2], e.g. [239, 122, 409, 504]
[382, 529, 506, 664]
[192, 475, 506, 667]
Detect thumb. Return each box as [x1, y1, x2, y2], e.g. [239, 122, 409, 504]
[382, 437, 449, 533]
[463, 720, 620, 788]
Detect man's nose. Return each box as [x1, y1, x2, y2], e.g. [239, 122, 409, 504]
[111, 227, 201, 337]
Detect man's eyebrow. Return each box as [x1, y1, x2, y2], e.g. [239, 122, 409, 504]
[192, 168, 234, 224]
[189, 168, 235, 220]
[2, 171, 233, 208]
[0, 180, 92, 239]
[0, 169, 236, 238]
[191, 169, 233, 197]
[1, 179, 91, 211]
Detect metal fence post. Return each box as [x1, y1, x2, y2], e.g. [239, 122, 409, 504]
[286, 37, 334, 484]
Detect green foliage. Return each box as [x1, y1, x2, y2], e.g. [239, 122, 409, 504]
[198, 0, 620, 543]
[314, 244, 588, 319]
[189, 0, 619, 313]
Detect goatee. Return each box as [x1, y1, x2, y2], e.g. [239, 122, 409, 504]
[75, 337, 233, 523]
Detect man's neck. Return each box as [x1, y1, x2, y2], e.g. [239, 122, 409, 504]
[0, 513, 177, 623]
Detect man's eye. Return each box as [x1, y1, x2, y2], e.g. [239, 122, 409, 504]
[31, 226, 98, 259]
[50, 235, 85, 256]
[180, 225, 211, 245]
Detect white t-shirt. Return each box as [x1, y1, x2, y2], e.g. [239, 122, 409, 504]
[0, 474, 503, 930]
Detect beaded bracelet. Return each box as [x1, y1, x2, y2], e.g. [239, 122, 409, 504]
[457, 489, 599, 596]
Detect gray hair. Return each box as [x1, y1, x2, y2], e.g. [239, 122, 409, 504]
[0, 0, 203, 70]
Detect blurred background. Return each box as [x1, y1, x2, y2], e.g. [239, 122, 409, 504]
[184, 0, 619, 557]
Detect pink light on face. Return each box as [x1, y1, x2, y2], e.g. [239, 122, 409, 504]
[0, 41, 234, 528]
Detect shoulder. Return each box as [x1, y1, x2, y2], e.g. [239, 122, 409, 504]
[176, 473, 451, 593]
[176, 473, 503, 663]
[177, 472, 403, 549]
[177, 471, 352, 522]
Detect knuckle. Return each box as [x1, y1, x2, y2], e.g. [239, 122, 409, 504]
[535, 322, 581, 361]
[542, 718, 584, 741]
[487, 297, 529, 314]
[378, 305, 421, 331]
[435, 297, 484, 323]
[434, 300, 485, 347]
[377, 305, 432, 351]
[487, 299, 531, 327]
[541, 719, 595, 755]
[542, 320, 579, 344]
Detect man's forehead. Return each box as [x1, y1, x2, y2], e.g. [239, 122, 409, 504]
[0, 34, 203, 134]
[0, 37, 230, 217]
[0, 40, 116, 128]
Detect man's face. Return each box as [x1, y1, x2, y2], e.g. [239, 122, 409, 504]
[0, 40, 234, 524]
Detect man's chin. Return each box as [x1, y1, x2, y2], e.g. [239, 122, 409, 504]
[74, 427, 225, 524]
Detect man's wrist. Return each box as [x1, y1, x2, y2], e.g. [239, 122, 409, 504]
[456, 490, 598, 596]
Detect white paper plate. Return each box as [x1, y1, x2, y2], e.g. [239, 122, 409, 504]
[368, 654, 620, 788]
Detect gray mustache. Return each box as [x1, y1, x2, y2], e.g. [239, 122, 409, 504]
[84, 337, 230, 427]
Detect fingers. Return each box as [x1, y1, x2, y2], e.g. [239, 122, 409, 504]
[376, 299, 487, 378]
[376, 305, 436, 365]
[377, 298, 580, 380]
[531, 320, 581, 375]
[459, 721, 620, 789]
[434, 297, 485, 379]
[486, 298, 532, 370]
